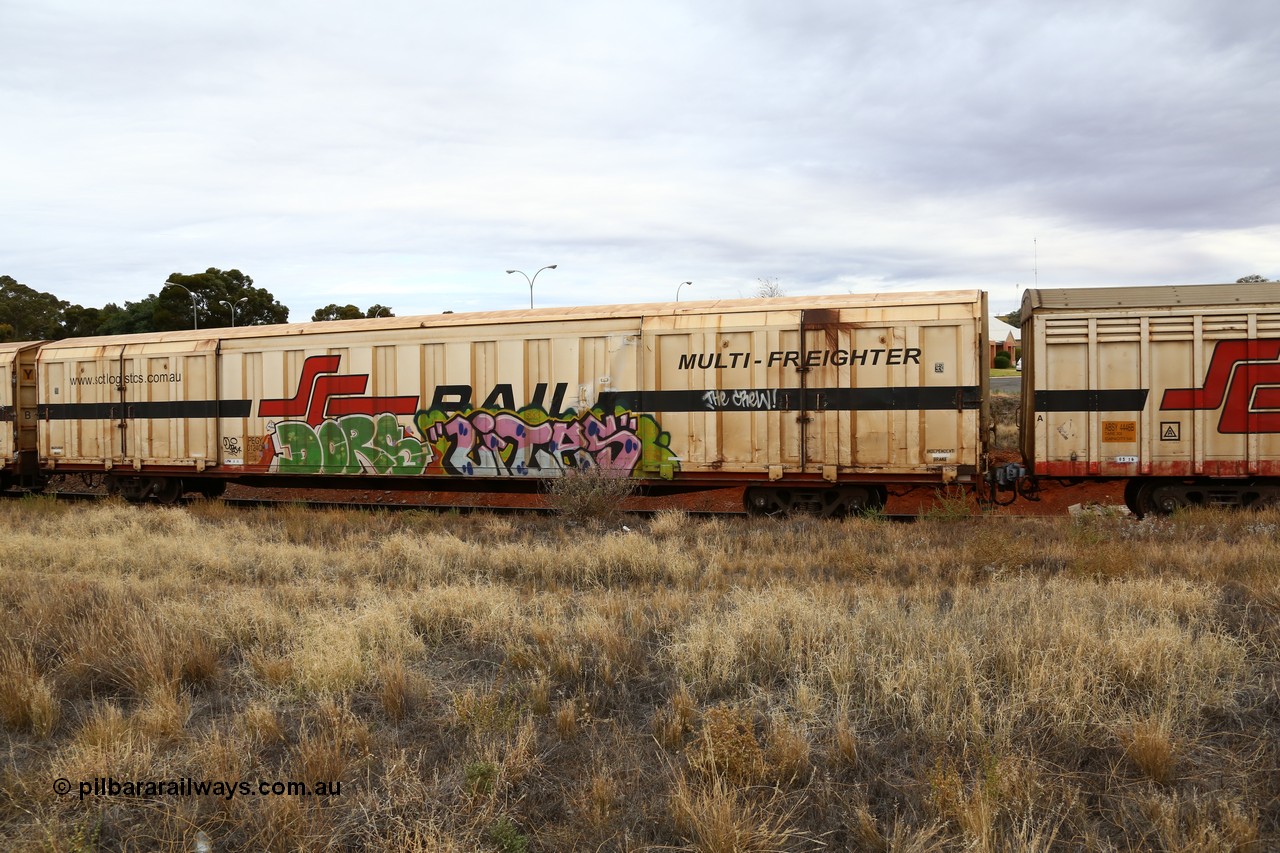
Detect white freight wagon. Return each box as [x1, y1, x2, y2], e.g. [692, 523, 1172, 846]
[32, 292, 989, 513]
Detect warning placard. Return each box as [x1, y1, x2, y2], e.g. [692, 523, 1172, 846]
[1101, 420, 1137, 442]
[1160, 421, 1181, 441]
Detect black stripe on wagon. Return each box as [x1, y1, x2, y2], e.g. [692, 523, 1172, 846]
[39, 400, 253, 420]
[598, 386, 982, 413]
[1033, 389, 1150, 412]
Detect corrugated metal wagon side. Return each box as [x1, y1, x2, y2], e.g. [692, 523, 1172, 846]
[219, 312, 648, 485]
[640, 291, 989, 514]
[1021, 282, 1280, 513]
[36, 333, 228, 500]
[25, 291, 989, 512]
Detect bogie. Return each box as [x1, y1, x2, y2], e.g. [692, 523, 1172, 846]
[744, 485, 884, 517]
[105, 476, 185, 504]
[1125, 477, 1280, 516]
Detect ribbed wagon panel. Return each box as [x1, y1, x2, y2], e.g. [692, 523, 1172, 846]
[1022, 283, 1280, 478]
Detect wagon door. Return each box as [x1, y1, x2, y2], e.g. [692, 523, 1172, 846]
[15, 345, 41, 472]
[122, 341, 219, 471]
[38, 343, 127, 467]
[799, 309, 850, 473]
[799, 305, 984, 479]
[0, 346, 21, 471]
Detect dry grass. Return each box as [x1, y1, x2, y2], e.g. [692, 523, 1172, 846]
[0, 496, 1276, 850]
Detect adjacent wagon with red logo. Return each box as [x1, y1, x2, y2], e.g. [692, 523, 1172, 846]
[1019, 282, 1280, 513]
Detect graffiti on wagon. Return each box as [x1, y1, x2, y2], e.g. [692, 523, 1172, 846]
[256, 356, 678, 477]
[416, 405, 676, 478]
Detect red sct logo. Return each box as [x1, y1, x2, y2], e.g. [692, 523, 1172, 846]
[1160, 339, 1280, 433]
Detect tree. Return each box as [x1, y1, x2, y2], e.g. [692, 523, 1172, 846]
[60, 304, 105, 338]
[159, 268, 289, 330]
[755, 278, 785, 299]
[312, 304, 396, 322]
[0, 276, 69, 341]
[95, 297, 160, 336]
[1237, 274, 1272, 283]
[312, 304, 365, 322]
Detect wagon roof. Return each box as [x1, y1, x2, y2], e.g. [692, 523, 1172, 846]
[0, 341, 45, 354]
[1022, 282, 1277, 314]
[41, 290, 984, 348]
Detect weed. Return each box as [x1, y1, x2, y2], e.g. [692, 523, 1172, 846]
[527, 674, 551, 716]
[555, 700, 579, 741]
[543, 465, 636, 527]
[465, 760, 498, 796]
[1123, 716, 1177, 785]
[455, 686, 519, 739]
[688, 705, 764, 785]
[764, 716, 811, 785]
[486, 816, 529, 853]
[0, 647, 59, 738]
[918, 486, 979, 521]
[240, 700, 285, 746]
[669, 774, 815, 852]
[377, 657, 411, 723]
[654, 688, 697, 752]
[831, 717, 858, 770]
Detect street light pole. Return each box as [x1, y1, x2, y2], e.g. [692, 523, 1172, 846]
[163, 281, 199, 329]
[506, 264, 557, 309]
[676, 281, 693, 301]
[219, 297, 248, 327]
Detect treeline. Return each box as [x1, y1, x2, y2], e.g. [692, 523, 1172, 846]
[0, 269, 394, 341]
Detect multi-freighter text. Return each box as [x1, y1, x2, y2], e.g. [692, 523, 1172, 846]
[677, 349, 922, 370]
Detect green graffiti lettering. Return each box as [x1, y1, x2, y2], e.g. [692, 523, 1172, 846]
[276, 421, 324, 472]
[317, 419, 359, 474]
[271, 414, 427, 476]
[634, 412, 677, 471]
[342, 414, 392, 473]
[373, 413, 426, 475]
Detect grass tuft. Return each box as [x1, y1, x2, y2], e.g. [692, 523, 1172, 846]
[543, 465, 637, 528]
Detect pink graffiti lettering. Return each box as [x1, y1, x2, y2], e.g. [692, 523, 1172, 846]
[426, 410, 645, 477]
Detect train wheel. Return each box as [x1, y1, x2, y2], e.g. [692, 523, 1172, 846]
[152, 478, 183, 505]
[1248, 489, 1280, 510]
[744, 487, 790, 515]
[1124, 479, 1146, 517]
[836, 485, 882, 516]
[1147, 482, 1189, 515]
[107, 476, 150, 502]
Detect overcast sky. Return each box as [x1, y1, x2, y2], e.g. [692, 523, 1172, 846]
[3, 0, 1277, 319]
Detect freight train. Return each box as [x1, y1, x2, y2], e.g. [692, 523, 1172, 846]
[2, 283, 1276, 516]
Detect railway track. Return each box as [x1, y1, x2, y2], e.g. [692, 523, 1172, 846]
[2, 487, 1096, 521]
